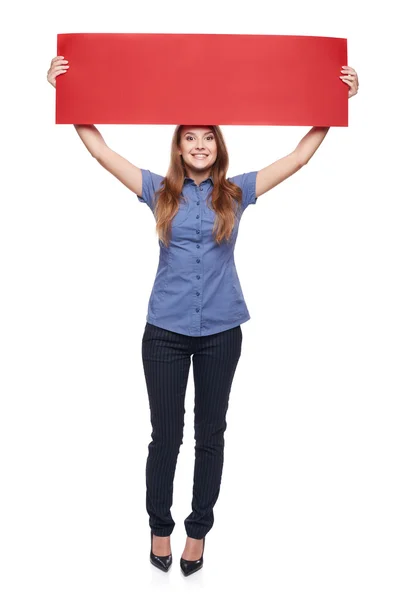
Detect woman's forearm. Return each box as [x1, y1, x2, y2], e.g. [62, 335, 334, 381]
[295, 126, 330, 165]
[73, 124, 108, 158]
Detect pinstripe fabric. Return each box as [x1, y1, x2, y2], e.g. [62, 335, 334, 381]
[142, 321, 242, 539]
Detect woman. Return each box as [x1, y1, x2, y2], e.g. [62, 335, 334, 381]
[47, 56, 359, 576]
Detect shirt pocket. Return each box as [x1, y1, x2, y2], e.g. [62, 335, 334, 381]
[202, 203, 217, 230]
[203, 201, 239, 232]
[171, 199, 191, 226]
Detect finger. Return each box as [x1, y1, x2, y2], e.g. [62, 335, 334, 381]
[50, 65, 70, 74]
[47, 69, 67, 84]
[339, 78, 353, 88]
[341, 69, 357, 79]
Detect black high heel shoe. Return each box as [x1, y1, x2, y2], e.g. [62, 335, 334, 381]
[180, 536, 205, 577]
[150, 532, 172, 572]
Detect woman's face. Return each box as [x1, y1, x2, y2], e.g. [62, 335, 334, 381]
[178, 126, 217, 178]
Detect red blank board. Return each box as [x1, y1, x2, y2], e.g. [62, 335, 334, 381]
[56, 33, 348, 126]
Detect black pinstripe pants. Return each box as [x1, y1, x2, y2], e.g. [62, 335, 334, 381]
[141, 321, 242, 540]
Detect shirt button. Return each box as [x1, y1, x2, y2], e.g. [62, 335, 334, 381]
[196, 229, 200, 234]
[200, 187, 203, 191]
[196, 275, 200, 279]
[196, 308, 200, 312]
[196, 201, 200, 205]
[196, 292, 200, 296]
[196, 215, 199, 219]
[196, 244, 200, 248]
[196, 258, 200, 263]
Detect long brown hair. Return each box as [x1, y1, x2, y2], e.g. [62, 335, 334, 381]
[154, 125, 243, 246]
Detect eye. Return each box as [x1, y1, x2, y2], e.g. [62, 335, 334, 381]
[185, 135, 214, 141]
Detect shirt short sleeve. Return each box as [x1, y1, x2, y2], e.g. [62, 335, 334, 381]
[136, 169, 165, 212]
[228, 171, 258, 213]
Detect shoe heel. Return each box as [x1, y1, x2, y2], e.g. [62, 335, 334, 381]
[150, 531, 172, 572]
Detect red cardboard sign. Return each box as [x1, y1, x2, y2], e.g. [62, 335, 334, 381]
[56, 33, 347, 126]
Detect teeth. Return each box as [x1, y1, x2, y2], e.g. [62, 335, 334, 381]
[193, 154, 207, 158]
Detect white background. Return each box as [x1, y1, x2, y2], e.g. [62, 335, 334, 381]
[1, 0, 399, 598]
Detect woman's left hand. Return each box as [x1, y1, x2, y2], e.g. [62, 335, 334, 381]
[340, 66, 359, 98]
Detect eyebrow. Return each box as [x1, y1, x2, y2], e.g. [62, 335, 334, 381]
[184, 131, 214, 136]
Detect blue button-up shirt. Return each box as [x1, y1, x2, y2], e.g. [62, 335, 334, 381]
[137, 169, 258, 336]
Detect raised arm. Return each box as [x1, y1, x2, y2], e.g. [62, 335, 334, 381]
[73, 125, 143, 197]
[255, 126, 330, 198]
[47, 56, 143, 198]
[94, 143, 143, 197]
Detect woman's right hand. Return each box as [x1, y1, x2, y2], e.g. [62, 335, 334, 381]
[47, 56, 69, 88]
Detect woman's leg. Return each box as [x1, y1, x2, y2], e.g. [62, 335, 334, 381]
[142, 323, 192, 536]
[184, 325, 243, 539]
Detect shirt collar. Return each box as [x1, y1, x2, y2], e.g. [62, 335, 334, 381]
[184, 175, 214, 185]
